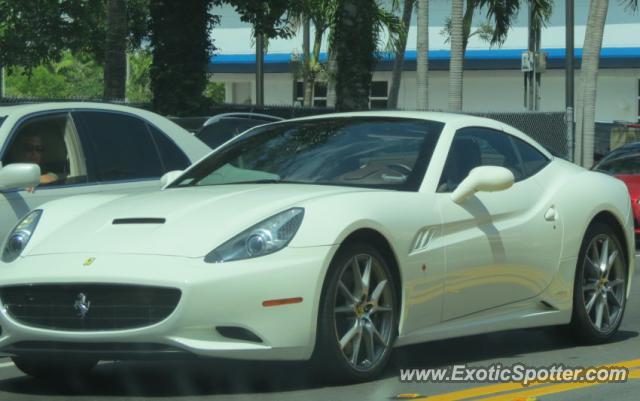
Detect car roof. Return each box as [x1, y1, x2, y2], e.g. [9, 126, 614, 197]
[203, 113, 284, 127]
[283, 110, 493, 124]
[598, 143, 640, 161]
[0, 102, 211, 163]
[0, 102, 150, 118]
[614, 142, 640, 151]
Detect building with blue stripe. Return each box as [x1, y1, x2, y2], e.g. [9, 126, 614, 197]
[209, 1, 640, 122]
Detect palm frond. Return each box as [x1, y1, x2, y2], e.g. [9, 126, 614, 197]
[374, 3, 406, 54]
[619, 0, 638, 12]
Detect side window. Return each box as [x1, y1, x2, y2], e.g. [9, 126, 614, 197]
[147, 125, 191, 171]
[510, 135, 550, 177]
[438, 127, 524, 192]
[74, 111, 163, 182]
[2, 113, 88, 187]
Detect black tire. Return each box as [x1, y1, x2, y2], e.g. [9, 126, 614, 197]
[312, 242, 398, 383]
[12, 357, 97, 380]
[568, 221, 628, 344]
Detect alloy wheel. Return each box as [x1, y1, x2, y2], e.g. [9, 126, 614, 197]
[332, 253, 395, 371]
[581, 234, 626, 333]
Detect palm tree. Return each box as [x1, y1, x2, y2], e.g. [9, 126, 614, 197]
[326, 50, 338, 107]
[333, 0, 378, 110]
[295, 0, 402, 110]
[103, 0, 128, 100]
[416, 0, 429, 110]
[575, 0, 637, 167]
[444, 0, 552, 112]
[302, 19, 313, 106]
[291, 0, 336, 106]
[388, 0, 414, 109]
[448, 0, 463, 111]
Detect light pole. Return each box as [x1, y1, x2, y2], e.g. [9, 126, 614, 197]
[566, 0, 575, 161]
[256, 32, 264, 107]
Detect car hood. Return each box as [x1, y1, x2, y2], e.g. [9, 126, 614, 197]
[27, 184, 366, 258]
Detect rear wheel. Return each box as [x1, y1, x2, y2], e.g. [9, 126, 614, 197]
[313, 243, 398, 382]
[569, 222, 627, 343]
[12, 357, 97, 380]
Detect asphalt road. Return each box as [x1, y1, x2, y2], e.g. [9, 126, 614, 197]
[0, 258, 639, 401]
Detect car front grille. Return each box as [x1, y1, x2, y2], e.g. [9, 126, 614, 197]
[0, 284, 181, 331]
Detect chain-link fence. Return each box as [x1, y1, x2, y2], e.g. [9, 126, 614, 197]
[473, 111, 569, 160]
[0, 96, 572, 161]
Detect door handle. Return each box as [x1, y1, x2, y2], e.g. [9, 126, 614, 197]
[544, 206, 558, 222]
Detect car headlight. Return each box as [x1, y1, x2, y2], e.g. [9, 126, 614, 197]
[2, 210, 42, 263]
[205, 208, 304, 263]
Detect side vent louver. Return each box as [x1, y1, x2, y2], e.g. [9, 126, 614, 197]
[411, 228, 436, 253]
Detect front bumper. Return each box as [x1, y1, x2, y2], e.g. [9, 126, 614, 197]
[0, 245, 337, 361]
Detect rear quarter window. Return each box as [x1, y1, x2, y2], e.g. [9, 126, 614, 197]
[148, 125, 191, 171]
[510, 136, 550, 177]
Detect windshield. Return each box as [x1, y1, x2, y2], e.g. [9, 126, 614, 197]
[594, 153, 640, 175]
[172, 117, 444, 191]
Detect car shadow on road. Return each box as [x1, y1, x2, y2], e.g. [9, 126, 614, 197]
[387, 327, 638, 375]
[0, 328, 636, 397]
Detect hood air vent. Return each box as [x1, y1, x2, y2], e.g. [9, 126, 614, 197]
[112, 218, 166, 225]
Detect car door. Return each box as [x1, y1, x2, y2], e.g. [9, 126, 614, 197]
[435, 127, 561, 321]
[0, 110, 186, 244]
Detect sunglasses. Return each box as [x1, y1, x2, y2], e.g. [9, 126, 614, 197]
[23, 144, 45, 153]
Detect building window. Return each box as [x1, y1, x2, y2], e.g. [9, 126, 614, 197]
[294, 81, 327, 107]
[294, 80, 389, 109]
[370, 81, 389, 109]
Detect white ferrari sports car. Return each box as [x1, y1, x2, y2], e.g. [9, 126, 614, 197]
[0, 111, 633, 381]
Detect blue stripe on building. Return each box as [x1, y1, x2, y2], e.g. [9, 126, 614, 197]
[209, 47, 640, 73]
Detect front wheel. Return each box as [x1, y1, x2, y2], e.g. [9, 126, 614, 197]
[569, 222, 628, 343]
[313, 243, 398, 382]
[12, 357, 97, 380]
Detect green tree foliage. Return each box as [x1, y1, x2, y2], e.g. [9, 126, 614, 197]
[4, 51, 103, 98]
[149, 0, 218, 116]
[0, 0, 149, 71]
[126, 49, 152, 102]
[0, 0, 77, 71]
[220, 0, 294, 38]
[204, 82, 225, 104]
[4, 49, 159, 103]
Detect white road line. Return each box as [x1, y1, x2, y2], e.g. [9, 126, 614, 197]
[0, 362, 13, 369]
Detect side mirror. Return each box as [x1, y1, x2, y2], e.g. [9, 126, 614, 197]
[0, 163, 41, 191]
[450, 166, 514, 204]
[160, 170, 183, 188]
